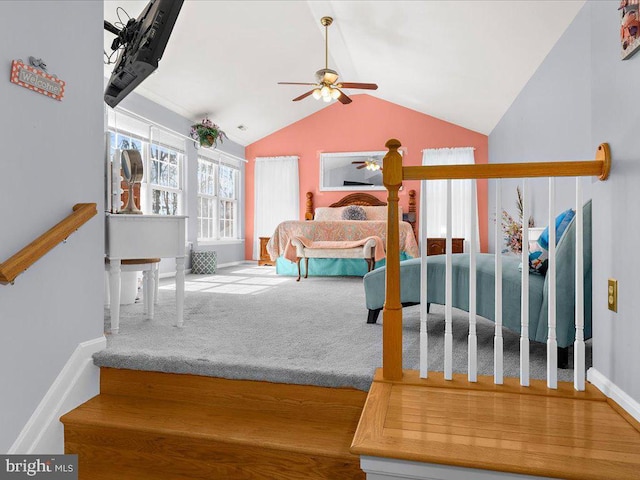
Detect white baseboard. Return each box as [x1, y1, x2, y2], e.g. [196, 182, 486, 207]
[8, 336, 106, 454]
[361, 456, 546, 480]
[587, 367, 640, 423]
[217, 260, 250, 268]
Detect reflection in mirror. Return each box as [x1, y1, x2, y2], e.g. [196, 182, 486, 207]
[320, 151, 390, 191]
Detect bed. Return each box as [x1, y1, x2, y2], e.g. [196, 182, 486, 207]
[266, 191, 420, 277]
[363, 200, 592, 361]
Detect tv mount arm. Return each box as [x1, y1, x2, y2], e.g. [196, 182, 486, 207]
[104, 19, 138, 51]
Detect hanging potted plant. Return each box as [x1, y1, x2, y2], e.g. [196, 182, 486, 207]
[190, 117, 227, 148]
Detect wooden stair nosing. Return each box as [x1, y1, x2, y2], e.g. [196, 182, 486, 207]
[65, 424, 364, 480]
[62, 394, 361, 461]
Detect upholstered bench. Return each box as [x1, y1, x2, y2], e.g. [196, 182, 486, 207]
[290, 237, 378, 281]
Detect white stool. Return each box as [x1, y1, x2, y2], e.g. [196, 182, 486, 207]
[105, 258, 160, 319]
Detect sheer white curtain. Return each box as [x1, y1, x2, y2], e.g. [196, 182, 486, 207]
[254, 156, 299, 259]
[422, 147, 479, 251]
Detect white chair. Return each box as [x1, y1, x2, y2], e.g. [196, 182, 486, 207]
[105, 258, 160, 318]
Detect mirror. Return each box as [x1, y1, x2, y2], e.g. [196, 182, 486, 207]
[120, 149, 144, 214]
[319, 151, 389, 191]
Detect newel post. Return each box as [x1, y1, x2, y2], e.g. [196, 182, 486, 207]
[382, 139, 404, 381]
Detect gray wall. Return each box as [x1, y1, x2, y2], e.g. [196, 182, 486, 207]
[0, 1, 104, 452]
[489, 1, 640, 403]
[488, 5, 593, 252]
[110, 91, 247, 269]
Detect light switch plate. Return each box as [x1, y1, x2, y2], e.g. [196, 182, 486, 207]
[608, 278, 618, 312]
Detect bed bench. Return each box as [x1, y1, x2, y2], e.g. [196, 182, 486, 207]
[290, 237, 378, 281]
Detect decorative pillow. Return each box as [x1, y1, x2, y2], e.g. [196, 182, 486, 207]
[529, 208, 575, 274]
[341, 205, 367, 221]
[314, 207, 345, 221]
[528, 248, 548, 275]
[537, 209, 575, 251]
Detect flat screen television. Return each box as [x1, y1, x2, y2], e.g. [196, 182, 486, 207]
[104, 0, 184, 108]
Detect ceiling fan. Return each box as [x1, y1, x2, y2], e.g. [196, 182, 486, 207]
[278, 16, 378, 104]
[352, 159, 382, 171]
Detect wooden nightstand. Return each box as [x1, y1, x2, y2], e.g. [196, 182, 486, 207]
[426, 238, 464, 256]
[259, 237, 274, 266]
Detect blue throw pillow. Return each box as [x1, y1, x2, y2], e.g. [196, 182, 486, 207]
[529, 208, 575, 274]
[528, 249, 548, 275]
[537, 208, 575, 251]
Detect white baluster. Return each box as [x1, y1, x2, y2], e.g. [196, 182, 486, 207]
[520, 180, 530, 386]
[495, 180, 504, 385]
[420, 180, 429, 378]
[574, 179, 585, 391]
[468, 180, 478, 383]
[444, 179, 453, 380]
[547, 178, 558, 389]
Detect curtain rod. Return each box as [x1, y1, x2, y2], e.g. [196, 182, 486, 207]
[111, 106, 247, 164]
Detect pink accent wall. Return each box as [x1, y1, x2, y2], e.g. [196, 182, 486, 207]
[245, 94, 488, 260]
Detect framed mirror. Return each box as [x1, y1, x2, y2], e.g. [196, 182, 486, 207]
[319, 151, 389, 191]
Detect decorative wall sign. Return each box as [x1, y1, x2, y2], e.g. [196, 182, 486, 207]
[620, 0, 640, 60]
[10, 60, 65, 100]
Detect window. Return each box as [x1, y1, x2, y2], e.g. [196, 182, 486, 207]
[422, 147, 479, 251]
[198, 155, 240, 241]
[107, 110, 185, 216]
[149, 142, 182, 215]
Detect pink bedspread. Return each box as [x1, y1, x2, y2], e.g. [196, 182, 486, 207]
[283, 235, 387, 262]
[266, 220, 419, 261]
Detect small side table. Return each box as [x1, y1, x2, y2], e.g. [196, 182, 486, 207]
[259, 237, 274, 266]
[426, 238, 464, 256]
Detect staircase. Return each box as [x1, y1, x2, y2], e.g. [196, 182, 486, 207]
[61, 368, 367, 480]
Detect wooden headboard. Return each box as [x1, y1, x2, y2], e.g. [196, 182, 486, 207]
[305, 190, 417, 234]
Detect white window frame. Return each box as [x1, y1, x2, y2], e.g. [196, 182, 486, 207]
[197, 154, 240, 243]
[107, 111, 185, 217]
[147, 140, 184, 216]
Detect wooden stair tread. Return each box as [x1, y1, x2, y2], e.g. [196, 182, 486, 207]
[63, 393, 359, 460]
[352, 369, 640, 480]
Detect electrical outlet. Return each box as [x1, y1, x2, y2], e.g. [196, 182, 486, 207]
[608, 278, 618, 312]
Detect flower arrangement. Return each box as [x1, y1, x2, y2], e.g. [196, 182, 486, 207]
[501, 186, 534, 254]
[189, 117, 227, 148]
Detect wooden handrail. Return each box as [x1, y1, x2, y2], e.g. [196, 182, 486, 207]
[381, 142, 611, 381]
[0, 203, 97, 285]
[403, 143, 611, 182]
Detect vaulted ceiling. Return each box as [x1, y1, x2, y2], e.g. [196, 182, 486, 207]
[104, 1, 585, 146]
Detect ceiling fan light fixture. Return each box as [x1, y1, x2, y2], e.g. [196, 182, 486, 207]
[331, 88, 341, 100]
[320, 85, 331, 98]
[322, 95, 332, 103]
[312, 89, 322, 100]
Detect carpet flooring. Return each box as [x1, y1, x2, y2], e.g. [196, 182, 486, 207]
[94, 264, 591, 391]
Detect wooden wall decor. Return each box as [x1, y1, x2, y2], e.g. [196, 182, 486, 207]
[10, 59, 65, 101]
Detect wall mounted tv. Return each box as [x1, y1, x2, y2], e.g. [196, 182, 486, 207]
[104, 0, 184, 108]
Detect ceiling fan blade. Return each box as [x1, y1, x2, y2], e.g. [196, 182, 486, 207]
[357, 164, 367, 169]
[351, 161, 365, 164]
[335, 89, 352, 104]
[292, 90, 315, 102]
[278, 82, 316, 86]
[339, 82, 378, 90]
